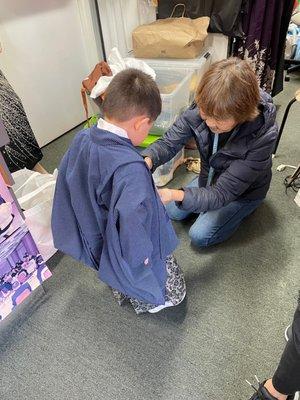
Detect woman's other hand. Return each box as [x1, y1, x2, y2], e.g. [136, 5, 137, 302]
[158, 188, 184, 204]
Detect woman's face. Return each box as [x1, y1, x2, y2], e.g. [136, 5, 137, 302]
[200, 108, 237, 134]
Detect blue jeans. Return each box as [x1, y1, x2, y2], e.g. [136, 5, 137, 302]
[166, 178, 263, 247]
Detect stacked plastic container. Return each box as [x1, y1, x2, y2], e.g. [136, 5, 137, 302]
[141, 48, 213, 108]
[151, 68, 193, 133]
[131, 48, 213, 186]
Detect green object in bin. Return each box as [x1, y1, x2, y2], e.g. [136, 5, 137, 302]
[83, 116, 160, 149]
[84, 114, 99, 128]
[139, 134, 160, 148]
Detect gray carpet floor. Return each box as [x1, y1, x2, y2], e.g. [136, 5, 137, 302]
[0, 73, 299, 400]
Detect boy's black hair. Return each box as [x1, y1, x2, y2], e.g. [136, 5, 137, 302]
[102, 68, 161, 122]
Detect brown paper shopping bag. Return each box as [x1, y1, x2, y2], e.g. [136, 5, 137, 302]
[132, 4, 210, 59]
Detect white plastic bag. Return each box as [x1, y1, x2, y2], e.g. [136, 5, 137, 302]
[12, 169, 57, 261]
[153, 149, 185, 187]
[90, 47, 156, 99]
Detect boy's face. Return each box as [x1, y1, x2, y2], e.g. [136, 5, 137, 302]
[200, 108, 237, 134]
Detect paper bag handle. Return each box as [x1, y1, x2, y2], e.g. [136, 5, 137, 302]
[81, 87, 90, 127]
[170, 3, 186, 18]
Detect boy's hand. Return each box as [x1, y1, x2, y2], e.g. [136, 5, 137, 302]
[158, 189, 184, 204]
[144, 157, 153, 170]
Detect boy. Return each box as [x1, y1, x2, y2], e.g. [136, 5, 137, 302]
[52, 68, 186, 314]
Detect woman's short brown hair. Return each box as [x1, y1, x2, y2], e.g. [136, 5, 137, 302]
[195, 58, 260, 123]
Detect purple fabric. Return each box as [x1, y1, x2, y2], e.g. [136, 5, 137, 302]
[234, 0, 292, 93]
[22, 232, 39, 254]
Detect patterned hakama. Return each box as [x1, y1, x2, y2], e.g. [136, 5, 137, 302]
[111, 255, 186, 314]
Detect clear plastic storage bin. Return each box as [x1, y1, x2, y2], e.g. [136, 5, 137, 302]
[130, 47, 213, 109]
[152, 68, 192, 132]
[140, 48, 213, 104]
[153, 149, 185, 187]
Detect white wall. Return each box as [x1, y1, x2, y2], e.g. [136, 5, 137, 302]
[0, 0, 102, 146]
[97, 0, 156, 57]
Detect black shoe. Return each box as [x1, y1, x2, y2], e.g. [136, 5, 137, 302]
[247, 377, 299, 400]
[247, 379, 278, 400]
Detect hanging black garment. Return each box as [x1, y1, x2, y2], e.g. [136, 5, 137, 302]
[232, 0, 294, 95]
[157, 0, 248, 38]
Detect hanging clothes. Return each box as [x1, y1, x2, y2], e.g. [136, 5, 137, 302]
[232, 0, 294, 95]
[157, 0, 248, 37]
[0, 70, 43, 172]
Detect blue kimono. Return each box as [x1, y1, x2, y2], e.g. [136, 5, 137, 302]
[51, 127, 179, 305]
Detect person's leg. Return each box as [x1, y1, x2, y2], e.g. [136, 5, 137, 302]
[165, 177, 198, 221]
[248, 299, 300, 399]
[272, 298, 300, 395]
[129, 254, 186, 314]
[164, 254, 186, 306]
[188, 199, 263, 247]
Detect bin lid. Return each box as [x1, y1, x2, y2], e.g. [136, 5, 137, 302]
[126, 47, 213, 69]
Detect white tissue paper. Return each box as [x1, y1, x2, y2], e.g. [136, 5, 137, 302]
[90, 47, 156, 99]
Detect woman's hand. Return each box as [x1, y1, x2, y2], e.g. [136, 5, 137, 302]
[158, 189, 184, 205]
